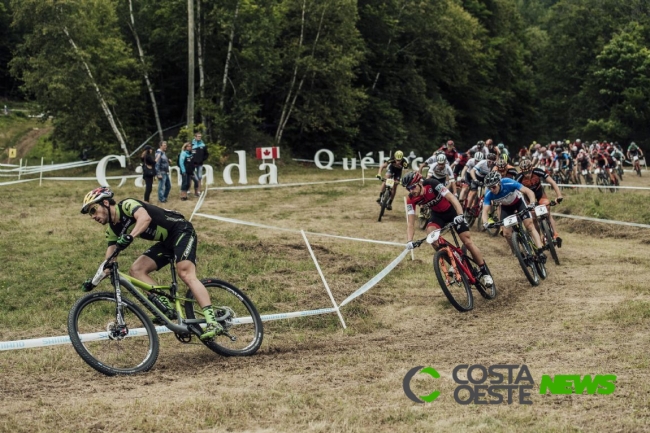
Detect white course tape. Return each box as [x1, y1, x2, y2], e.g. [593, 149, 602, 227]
[0, 178, 38, 186]
[189, 189, 208, 222]
[549, 182, 650, 191]
[194, 213, 403, 246]
[0, 307, 338, 351]
[208, 177, 363, 191]
[551, 212, 650, 229]
[339, 248, 410, 307]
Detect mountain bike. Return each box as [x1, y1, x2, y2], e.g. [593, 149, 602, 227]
[463, 183, 499, 237]
[68, 248, 264, 376]
[595, 168, 616, 193]
[532, 201, 560, 265]
[412, 223, 497, 312]
[377, 177, 395, 222]
[490, 208, 546, 286]
[632, 156, 642, 177]
[576, 167, 593, 185]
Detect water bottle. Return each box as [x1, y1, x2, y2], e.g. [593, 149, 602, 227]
[148, 293, 176, 319]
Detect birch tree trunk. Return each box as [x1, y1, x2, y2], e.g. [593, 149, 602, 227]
[275, 0, 307, 144]
[63, 26, 129, 159]
[196, 0, 206, 128]
[128, 0, 163, 142]
[371, 0, 408, 91]
[187, 0, 195, 134]
[221, 0, 240, 110]
[276, 1, 327, 146]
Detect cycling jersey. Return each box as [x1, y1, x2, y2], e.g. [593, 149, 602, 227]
[484, 178, 525, 207]
[437, 146, 458, 164]
[471, 160, 492, 177]
[425, 160, 454, 181]
[385, 157, 409, 178]
[105, 199, 187, 244]
[554, 152, 573, 170]
[405, 178, 453, 215]
[516, 168, 549, 197]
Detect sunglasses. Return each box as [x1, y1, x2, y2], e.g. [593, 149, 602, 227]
[89, 204, 99, 216]
[488, 185, 499, 190]
[406, 184, 419, 192]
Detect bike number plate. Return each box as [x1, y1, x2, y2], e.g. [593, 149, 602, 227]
[582, 169, 588, 175]
[594, 168, 600, 174]
[426, 230, 441, 244]
[503, 214, 519, 227]
[386, 178, 395, 187]
[534, 205, 548, 217]
[634, 156, 639, 161]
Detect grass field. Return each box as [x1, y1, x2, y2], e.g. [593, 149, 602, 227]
[1, 162, 649, 432]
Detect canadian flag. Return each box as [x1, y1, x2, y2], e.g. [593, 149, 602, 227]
[255, 147, 280, 160]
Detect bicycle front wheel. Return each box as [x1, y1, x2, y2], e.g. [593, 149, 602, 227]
[540, 219, 559, 265]
[433, 249, 473, 312]
[185, 279, 264, 357]
[378, 190, 390, 222]
[68, 292, 160, 376]
[511, 231, 539, 286]
[596, 174, 607, 193]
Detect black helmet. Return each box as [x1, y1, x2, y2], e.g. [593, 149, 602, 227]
[484, 171, 501, 188]
[486, 153, 497, 162]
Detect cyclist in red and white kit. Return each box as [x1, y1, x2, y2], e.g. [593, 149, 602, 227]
[402, 172, 493, 287]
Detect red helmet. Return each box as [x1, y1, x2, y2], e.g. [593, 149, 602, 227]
[401, 172, 422, 189]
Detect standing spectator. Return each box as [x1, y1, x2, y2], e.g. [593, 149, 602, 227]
[191, 132, 208, 196]
[179, 142, 195, 201]
[140, 145, 156, 203]
[155, 141, 171, 203]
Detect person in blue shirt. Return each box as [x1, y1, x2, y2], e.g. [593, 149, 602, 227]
[191, 132, 208, 196]
[179, 142, 194, 201]
[481, 171, 546, 263]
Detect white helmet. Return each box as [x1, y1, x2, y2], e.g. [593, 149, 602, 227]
[436, 154, 446, 164]
[474, 152, 484, 161]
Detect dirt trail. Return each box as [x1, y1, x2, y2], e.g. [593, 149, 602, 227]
[13, 126, 53, 159]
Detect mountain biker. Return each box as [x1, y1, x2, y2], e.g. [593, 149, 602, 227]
[458, 152, 484, 205]
[419, 152, 457, 195]
[376, 150, 409, 211]
[576, 150, 593, 184]
[594, 150, 619, 185]
[80, 187, 222, 340]
[627, 142, 644, 174]
[481, 172, 547, 263]
[402, 172, 493, 287]
[465, 152, 497, 212]
[515, 159, 564, 247]
[437, 140, 459, 165]
[494, 156, 518, 179]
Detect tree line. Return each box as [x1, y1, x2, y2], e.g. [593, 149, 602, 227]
[1, 0, 649, 159]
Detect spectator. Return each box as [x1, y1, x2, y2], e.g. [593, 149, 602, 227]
[140, 145, 156, 203]
[191, 132, 208, 196]
[179, 142, 195, 201]
[155, 141, 171, 203]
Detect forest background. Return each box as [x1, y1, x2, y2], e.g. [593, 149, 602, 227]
[1, 0, 650, 160]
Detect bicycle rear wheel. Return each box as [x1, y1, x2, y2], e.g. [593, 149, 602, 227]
[68, 292, 159, 376]
[185, 279, 264, 357]
[540, 219, 559, 265]
[511, 231, 539, 286]
[433, 249, 473, 312]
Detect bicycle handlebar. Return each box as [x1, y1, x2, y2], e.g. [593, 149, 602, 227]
[488, 201, 558, 228]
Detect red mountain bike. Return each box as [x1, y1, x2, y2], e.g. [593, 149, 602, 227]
[413, 223, 497, 312]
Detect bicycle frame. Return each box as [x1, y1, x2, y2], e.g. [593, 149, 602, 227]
[423, 225, 477, 285]
[101, 250, 206, 338]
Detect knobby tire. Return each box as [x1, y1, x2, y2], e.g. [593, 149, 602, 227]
[68, 292, 160, 376]
[433, 248, 473, 312]
[511, 231, 539, 286]
[185, 279, 264, 357]
[540, 219, 560, 266]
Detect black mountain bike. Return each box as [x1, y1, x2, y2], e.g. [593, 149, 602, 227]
[490, 208, 546, 286]
[68, 248, 264, 376]
[532, 201, 560, 265]
[377, 177, 396, 222]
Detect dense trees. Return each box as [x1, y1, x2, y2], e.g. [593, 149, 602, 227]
[3, 0, 649, 158]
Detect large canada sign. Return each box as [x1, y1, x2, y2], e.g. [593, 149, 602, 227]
[96, 149, 422, 187]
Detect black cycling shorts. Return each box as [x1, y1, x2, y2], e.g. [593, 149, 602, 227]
[426, 206, 469, 234]
[142, 223, 198, 270]
[499, 199, 531, 222]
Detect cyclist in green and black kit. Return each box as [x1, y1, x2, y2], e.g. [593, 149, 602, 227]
[80, 186, 221, 340]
